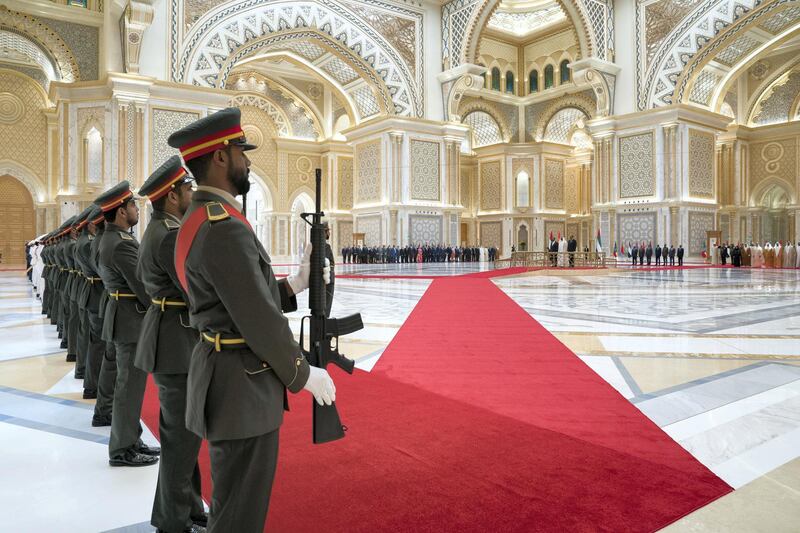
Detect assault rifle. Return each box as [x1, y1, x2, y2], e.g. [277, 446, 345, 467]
[300, 168, 363, 443]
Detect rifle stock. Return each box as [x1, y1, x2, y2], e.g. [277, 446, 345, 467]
[300, 168, 362, 444]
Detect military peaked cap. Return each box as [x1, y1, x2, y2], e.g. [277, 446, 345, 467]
[167, 107, 256, 163]
[95, 181, 134, 213]
[138, 155, 192, 202]
[88, 205, 104, 225]
[57, 216, 77, 237]
[74, 206, 94, 230]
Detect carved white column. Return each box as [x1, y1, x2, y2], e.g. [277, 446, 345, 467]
[122, 1, 155, 74]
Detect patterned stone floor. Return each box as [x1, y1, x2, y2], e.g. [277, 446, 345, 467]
[2, 265, 800, 531]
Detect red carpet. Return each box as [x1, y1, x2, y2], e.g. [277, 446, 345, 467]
[142, 276, 731, 532]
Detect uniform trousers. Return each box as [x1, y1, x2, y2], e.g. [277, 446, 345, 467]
[94, 342, 117, 419]
[151, 373, 204, 533]
[83, 311, 105, 392]
[71, 300, 87, 373]
[207, 429, 279, 533]
[109, 341, 146, 458]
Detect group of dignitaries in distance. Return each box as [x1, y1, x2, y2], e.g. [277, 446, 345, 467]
[712, 241, 800, 268]
[25, 108, 335, 533]
[626, 243, 685, 266]
[341, 244, 498, 263]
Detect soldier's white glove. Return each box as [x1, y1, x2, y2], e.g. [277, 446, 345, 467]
[303, 365, 336, 405]
[287, 243, 331, 294]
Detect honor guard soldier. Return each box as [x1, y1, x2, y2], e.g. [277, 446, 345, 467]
[134, 156, 207, 533]
[168, 107, 334, 532]
[69, 208, 94, 381]
[75, 206, 106, 399]
[94, 182, 161, 466]
[54, 217, 77, 351]
[91, 204, 117, 427]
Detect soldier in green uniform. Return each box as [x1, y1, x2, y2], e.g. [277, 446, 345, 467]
[168, 108, 334, 532]
[69, 208, 93, 380]
[53, 217, 76, 352]
[75, 206, 106, 399]
[91, 205, 117, 426]
[94, 182, 160, 466]
[134, 156, 207, 533]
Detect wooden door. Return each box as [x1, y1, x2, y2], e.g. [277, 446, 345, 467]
[0, 175, 35, 267]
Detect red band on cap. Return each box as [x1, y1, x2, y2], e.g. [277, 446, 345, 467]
[147, 168, 187, 202]
[100, 190, 133, 212]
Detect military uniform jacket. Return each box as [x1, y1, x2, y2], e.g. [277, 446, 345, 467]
[92, 227, 110, 323]
[98, 223, 149, 343]
[62, 239, 78, 302]
[74, 232, 99, 312]
[181, 189, 310, 441]
[134, 211, 197, 374]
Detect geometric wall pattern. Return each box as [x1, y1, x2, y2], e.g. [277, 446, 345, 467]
[338, 220, 353, 247]
[480, 221, 501, 250]
[356, 214, 382, 246]
[410, 140, 440, 201]
[356, 140, 381, 204]
[480, 160, 501, 210]
[618, 132, 654, 198]
[151, 108, 200, 171]
[617, 212, 657, 248]
[688, 129, 715, 199]
[748, 137, 798, 192]
[688, 211, 714, 254]
[0, 72, 47, 184]
[338, 157, 353, 209]
[464, 110, 503, 148]
[409, 214, 443, 244]
[544, 159, 564, 209]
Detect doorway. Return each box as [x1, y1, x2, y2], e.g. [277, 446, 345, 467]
[0, 175, 35, 267]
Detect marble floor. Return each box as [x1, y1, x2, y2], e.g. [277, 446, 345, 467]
[2, 265, 800, 532]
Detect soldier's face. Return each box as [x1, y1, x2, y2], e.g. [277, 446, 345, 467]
[174, 182, 193, 216]
[123, 199, 139, 227]
[227, 146, 251, 196]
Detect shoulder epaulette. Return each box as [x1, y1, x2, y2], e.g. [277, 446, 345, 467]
[119, 232, 134, 241]
[205, 202, 229, 222]
[163, 218, 180, 230]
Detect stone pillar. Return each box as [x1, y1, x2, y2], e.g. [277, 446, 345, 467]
[669, 206, 679, 248]
[389, 209, 398, 245]
[663, 123, 678, 200]
[389, 132, 403, 203]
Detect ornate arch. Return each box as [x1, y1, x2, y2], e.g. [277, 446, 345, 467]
[0, 159, 47, 203]
[458, 99, 511, 142]
[229, 93, 293, 137]
[0, 6, 80, 82]
[248, 166, 277, 210]
[751, 175, 796, 206]
[176, 1, 420, 117]
[642, 0, 793, 109]
[535, 94, 596, 141]
[442, 0, 611, 71]
[677, 4, 800, 109]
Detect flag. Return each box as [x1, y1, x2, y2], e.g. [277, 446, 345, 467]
[613, 241, 618, 257]
[620, 242, 625, 256]
[550, 230, 553, 241]
[595, 228, 602, 253]
[558, 231, 561, 241]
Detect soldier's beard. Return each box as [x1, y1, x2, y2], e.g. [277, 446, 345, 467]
[229, 165, 250, 196]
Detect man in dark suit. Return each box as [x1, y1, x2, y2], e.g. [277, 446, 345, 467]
[645, 243, 653, 266]
[631, 243, 638, 266]
[549, 237, 558, 266]
[662, 244, 668, 265]
[720, 243, 728, 265]
[567, 235, 577, 267]
[169, 108, 333, 532]
[638, 243, 645, 266]
[677, 244, 684, 266]
[655, 244, 662, 266]
[669, 245, 676, 266]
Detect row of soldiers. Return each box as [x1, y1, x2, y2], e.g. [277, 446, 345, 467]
[627, 243, 685, 266]
[341, 244, 492, 263]
[27, 108, 335, 533]
[715, 242, 800, 268]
